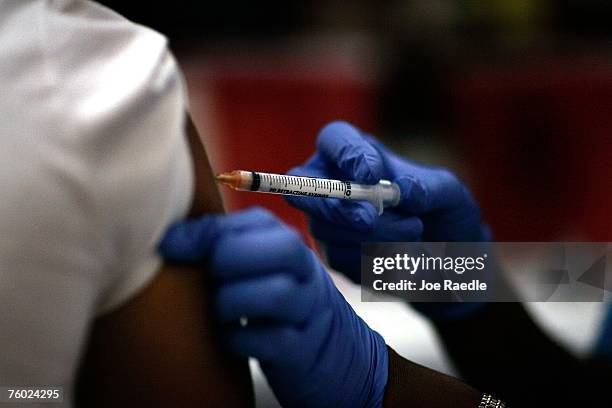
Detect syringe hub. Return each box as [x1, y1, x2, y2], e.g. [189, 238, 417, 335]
[372, 179, 401, 215]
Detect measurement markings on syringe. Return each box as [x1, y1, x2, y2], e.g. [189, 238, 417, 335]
[258, 173, 354, 199]
[273, 177, 328, 197]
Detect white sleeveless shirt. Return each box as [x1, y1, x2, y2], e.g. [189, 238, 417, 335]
[0, 1, 193, 405]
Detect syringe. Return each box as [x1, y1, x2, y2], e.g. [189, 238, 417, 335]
[216, 170, 401, 214]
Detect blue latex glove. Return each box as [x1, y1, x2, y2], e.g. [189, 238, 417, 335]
[285, 120, 489, 283]
[159, 207, 388, 408]
[285, 121, 490, 320]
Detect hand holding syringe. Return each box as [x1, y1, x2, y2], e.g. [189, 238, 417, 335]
[216, 170, 401, 214]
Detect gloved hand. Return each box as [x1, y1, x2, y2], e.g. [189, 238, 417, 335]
[159, 207, 388, 408]
[285, 120, 489, 283]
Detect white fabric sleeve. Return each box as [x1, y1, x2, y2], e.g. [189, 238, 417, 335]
[47, 1, 195, 314]
[0, 1, 194, 399]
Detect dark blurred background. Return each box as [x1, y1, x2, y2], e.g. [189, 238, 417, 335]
[101, 0, 612, 241]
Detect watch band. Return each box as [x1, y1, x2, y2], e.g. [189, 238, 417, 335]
[478, 393, 507, 408]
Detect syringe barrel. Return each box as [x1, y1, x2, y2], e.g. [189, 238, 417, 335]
[237, 171, 349, 200]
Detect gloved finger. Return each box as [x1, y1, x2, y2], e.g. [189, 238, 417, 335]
[211, 225, 314, 281]
[365, 211, 424, 240]
[315, 121, 385, 184]
[159, 215, 220, 263]
[215, 273, 317, 324]
[226, 309, 333, 363]
[309, 212, 423, 244]
[159, 206, 280, 263]
[216, 206, 283, 232]
[226, 325, 302, 362]
[285, 164, 378, 231]
[358, 132, 473, 215]
[393, 169, 468, 214]
[292, 151, 339, 176]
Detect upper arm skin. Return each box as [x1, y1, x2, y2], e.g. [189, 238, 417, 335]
[185, 116, 225, 216]
[76, 117, 253, 407]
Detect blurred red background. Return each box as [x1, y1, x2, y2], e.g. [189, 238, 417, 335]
[183, 49, 377, 241]
[102, 0, 612, 242]
[184, 52, 612, 242]
[455, 59, 612, 241]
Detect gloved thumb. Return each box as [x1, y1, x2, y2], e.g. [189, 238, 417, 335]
[158, 215, 221, 263]
[316, 121, 385, 184]
[159, 207, 283, 263]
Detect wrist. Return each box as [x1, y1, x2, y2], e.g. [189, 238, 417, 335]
[365, 330, 389, 408]
[334, 303, 388, 407]
[333, 329, 387, 408]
